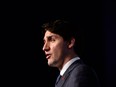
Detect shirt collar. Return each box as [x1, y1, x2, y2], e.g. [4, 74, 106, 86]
[60, 56, 80, 76]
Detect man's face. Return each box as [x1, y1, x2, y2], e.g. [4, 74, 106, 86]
[43, 31, 68, 68]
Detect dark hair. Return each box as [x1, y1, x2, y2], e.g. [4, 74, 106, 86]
[42, 19, 81, 54]
[42, 19, 79, 41]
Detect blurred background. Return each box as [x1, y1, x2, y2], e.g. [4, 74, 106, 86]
[2, 0, 116, 87]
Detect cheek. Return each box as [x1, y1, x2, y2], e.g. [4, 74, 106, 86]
[52, 46, 61, 53]
[50, 41, 66, 54]
[51, 44, 62, 54]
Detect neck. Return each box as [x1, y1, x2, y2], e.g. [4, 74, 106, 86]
[58, 51, 78, 71]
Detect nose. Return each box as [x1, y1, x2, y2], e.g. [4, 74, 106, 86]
[42, 42, 50, 51]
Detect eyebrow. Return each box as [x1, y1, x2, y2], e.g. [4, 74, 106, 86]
[43, 35, 57, 41]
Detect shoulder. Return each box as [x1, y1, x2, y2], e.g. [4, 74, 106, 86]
[64, 60, 100, 87]
[70, 61, 98, 79]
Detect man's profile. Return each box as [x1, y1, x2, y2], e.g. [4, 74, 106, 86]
[42, 19, 100, 87]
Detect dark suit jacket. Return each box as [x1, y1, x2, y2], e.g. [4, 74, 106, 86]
[55, 60, 100, 87]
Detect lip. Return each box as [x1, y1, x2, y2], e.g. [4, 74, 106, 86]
[46, 54, 51, 59]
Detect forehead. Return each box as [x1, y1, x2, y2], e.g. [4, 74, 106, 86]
[43, 31, 60, 39]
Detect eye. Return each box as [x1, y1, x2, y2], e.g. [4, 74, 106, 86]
[50, 38, 55, 42]
[47, 36, 55, 42]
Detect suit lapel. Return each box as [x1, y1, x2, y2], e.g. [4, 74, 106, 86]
[56, 60, 82, 87]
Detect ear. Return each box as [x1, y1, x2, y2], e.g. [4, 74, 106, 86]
[68, 38, 75, 49]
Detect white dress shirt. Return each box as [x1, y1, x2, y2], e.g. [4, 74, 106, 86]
[60, 57, 80, 76]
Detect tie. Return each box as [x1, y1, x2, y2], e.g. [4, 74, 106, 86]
[55, 74, 62, 85]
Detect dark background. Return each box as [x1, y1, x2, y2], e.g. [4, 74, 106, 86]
[2, 0, 116, 87]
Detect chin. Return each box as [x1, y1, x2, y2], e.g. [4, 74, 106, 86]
[48, 61, 53, 66]
[48, 61, 56, 67]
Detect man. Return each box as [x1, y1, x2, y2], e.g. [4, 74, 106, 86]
[42, 19, 100, 87]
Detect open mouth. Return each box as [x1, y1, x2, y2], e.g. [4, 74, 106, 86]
[46, 54, 51, 59]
